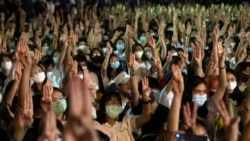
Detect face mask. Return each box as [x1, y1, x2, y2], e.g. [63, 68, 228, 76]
[78, 74, 83, 79]
[33, 72, 46, 84]
[47, 34, 54, 40]
[43, 46, 50, 53]
[227, 81, 237, 90]
[53, 56, 59, 64]
[47, 71, 53, 77]
[92, 56, 103, 64]
[55, 138, 63, 141]
[231, 42, 236, 49]
[188, 48, 193, 54]
[192, 94, 207, 107]
[1, 61, 12, 70]
[78, 45, 85, 50]
[101, 28, 105, 35]
[102, 48, 107, 55]
[145, 52, 152, 60]
[150, 32, 156, 37]
[73, 7, 77, 15]
[30, 51, 35, 58]
[110, 61, 120, 69]
[116, 44, 125, 51]
[53, 99, 67, 115]
[151, 89, 160, 101]
[182, 69, 188, 75]
[172, 52, 178, 56]
[103, 35, 109, 40]
[134, 51, 143, 59]
[139, 36, 147, 43]
[105, 105, 122, 119]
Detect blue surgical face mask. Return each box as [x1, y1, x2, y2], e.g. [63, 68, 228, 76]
[105, 105, 123, 119]
[43, 46, 50, 53]
[182, 69, 188, 76]
[53, 56, 59, 64]
[139, 36, 147, 43]
[110, 61, 120, 69]
[53, 99, 67, 115]
[47, 34, 54, 40]
[192, 94, 207, 107]
[188, 47, 193, 54]
[116, 44, 125, 51]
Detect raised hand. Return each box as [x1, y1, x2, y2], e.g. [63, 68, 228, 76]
[191, 41, 202, 66]
[41, 79, 53, 112]
[148, 36, 156, 49]
[141, 77, 151, 101]
[33, 49, 41, 65]
[64, 69, 98, 141]
[129, 53, 135, 73]
[14, 62, 22, 81]
[18, 40, 32, 67]
[106, 41, 113, 55]
[215, 100, 240, 141]
[183, 103, 198, 133]
[38, 108, 60, 141]
[12, 93, 33, 132]
[171, 64, 184, 95]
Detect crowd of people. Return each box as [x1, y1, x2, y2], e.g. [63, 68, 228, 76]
[0, 0, 250, 141]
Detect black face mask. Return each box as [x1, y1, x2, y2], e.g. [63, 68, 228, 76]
[91, 56, 103, 64]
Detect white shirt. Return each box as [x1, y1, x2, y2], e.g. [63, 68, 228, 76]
[94, 115, 141, 141]
[158, 86, 174, 109]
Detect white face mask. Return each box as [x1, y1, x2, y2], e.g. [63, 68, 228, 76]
[192, 94, 207, 107]
[1, 61, 12, 70]
[78, 74, 84, 79]
[231, 42, 236, 49]
[0, 93, 2, 103]
[227, 81, 237, 91]
[134, 51, 143, 59]
[78, 45, 85, 50]
[33, 72, 46, 84]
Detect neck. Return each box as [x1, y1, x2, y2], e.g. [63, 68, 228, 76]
[36, 83, 43, 91]
[105, 117, 117, 126]
[56, 115, 64, 121]
[136, 58, 142, 63]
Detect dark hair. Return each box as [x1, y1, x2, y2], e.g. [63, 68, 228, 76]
[96, 91, 124, 124]
[0, 54, 11, 63]
[41, 56, 55, 71]
[226, 68, 239, 82]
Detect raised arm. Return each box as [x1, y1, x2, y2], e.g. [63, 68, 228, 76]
[166, 64, 184, 140]
[129, 53, 140, 107]
[135, 77, 151, 128]
[213, 43, 227, 104]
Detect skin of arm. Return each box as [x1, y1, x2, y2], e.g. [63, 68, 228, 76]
[213, 52, 227, 105]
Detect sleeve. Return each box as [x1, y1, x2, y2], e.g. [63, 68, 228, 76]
[125, 115, 141, 135]
[206, 96, 218, 113]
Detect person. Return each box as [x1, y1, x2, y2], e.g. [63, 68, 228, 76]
[95, 77, 151, 141]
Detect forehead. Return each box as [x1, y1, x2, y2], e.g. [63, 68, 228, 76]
[193, 83, 206, 90]
[227, 72, 236, 80]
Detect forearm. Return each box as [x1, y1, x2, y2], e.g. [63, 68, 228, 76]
[167, 94, 182, 133]
[10, 129, 28, 141]
[130, 75, 140, 107]
[19, 66, 32, 106]
[5, 81, 20, 106]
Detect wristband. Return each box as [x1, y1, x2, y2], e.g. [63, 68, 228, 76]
[219, 66, 225, 69]
[142, 99, 151, 104]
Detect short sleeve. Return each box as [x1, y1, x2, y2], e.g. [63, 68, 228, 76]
[123, 115, 141, 135]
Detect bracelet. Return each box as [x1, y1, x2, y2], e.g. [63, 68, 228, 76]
[219, 66, 226, 69]
[142, 99, 151, 104]
[11, 135, 22, 141]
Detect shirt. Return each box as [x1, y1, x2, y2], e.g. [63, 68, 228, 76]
[94, 115, 141, 141]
